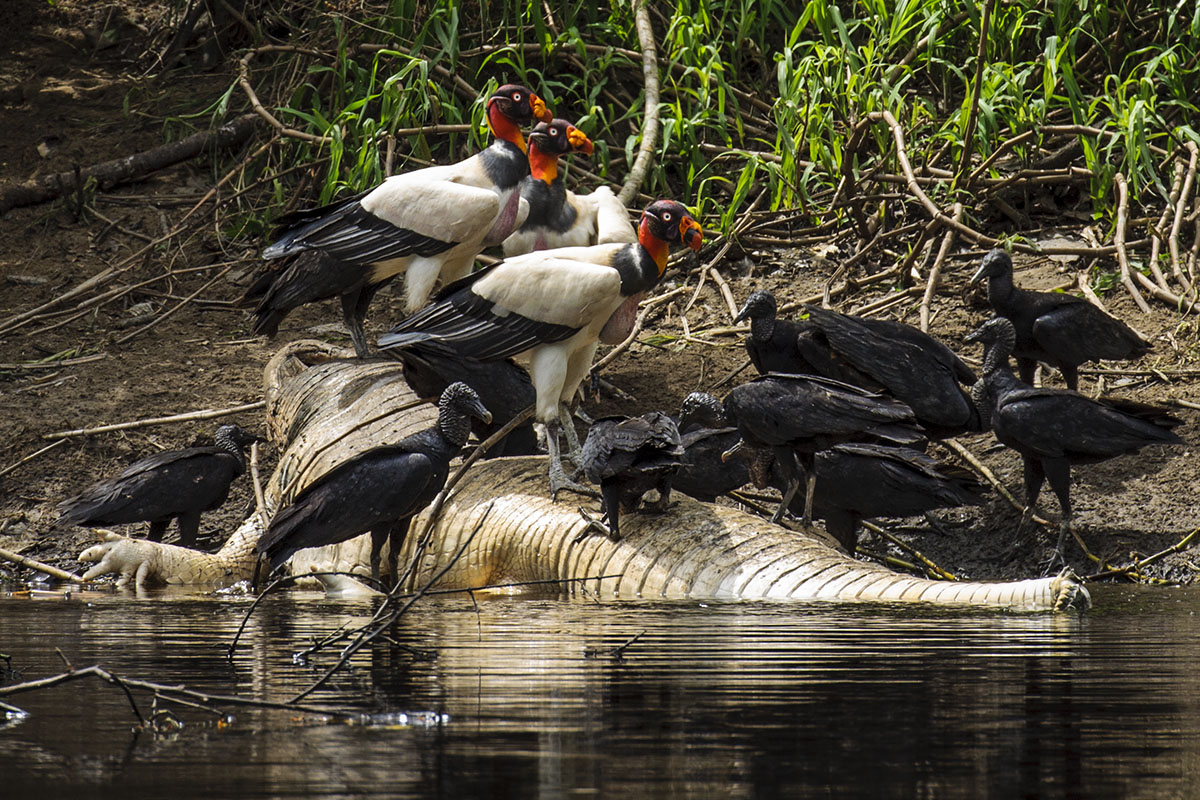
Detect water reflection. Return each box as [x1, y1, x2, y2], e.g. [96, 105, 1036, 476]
[0, 586, 1198, 797]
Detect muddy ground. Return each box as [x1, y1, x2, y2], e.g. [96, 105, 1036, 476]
[2, 1, 1199, 588]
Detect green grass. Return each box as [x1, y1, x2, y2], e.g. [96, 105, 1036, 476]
[210, 0, 1200, 247]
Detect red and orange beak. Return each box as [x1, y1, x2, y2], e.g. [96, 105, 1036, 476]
[680, 215, 703, 251]
[530, 94, 553, 123]
[566, 125, 594, 156]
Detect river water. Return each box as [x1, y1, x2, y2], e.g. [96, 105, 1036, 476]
[1, 584, 1197, 798]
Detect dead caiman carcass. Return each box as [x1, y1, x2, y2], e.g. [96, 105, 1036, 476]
[79, 341, 1089, 612]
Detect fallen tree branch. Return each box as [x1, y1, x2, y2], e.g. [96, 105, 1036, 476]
[0, 546, 86, 583]
[617, 0, 660, 206]
[920, 202, 962, 331]
[1086, 525, 1200, 581]
[43, 401, 265, 440]
[1113, 173, 1153, 313]
[0, 114, 259, 215]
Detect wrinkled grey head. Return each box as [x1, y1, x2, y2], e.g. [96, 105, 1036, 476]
[965, 317, 1017, 374]
[965, 316, 1016, 347]
[215, 424, 259, 451]
[439, 381, 493, 424]
[970, 248, 1013, 285]
[679, 392, 727, 428]
[733, 290, 777, 325]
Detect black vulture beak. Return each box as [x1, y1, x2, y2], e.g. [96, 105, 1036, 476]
[474, 401, 494, 425]
[964, 327, 984, 344]
[969, 263, 988, 285]
[720, 440, 745, 463]
[733, 305, 751, 325]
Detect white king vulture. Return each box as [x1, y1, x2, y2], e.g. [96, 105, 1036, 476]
[241, 84, 553, 357]
[378, 199, 703, 497]
[501, 119, 636, 256]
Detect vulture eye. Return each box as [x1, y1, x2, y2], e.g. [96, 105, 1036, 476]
[549, 127, 559, 136]
[512, 92, 523, 102]
[663, 211, 673, 222]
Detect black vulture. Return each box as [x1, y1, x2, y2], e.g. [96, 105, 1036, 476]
[580, 411, 684, 541]
[58, 424, 259, 548]
[733, 290, 873, 385]
[379, 200, 702, 499]
[967, 316, 1183, 565]
[670, 392, 751, 503]
[387, 338, 538, 458]
[757, 442, 986, 552]
[240, 85, 552, 357]
[970, 248, 1150, 390]
[255, 382, 491, 580]
[801, 304, 981, 437]
[721, 373, 920, 526]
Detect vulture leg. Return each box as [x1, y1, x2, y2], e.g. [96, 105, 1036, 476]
[147, 519, 170, 543]
[545, 419, 597, 501]
[558, 403, 584, 469]
[1016, 357, 1038, 386]
[771, 451, 803, 525]
[1043, 457, 1075, 569]
[382, 518, 413, 588]
[340, 287, 372, 359]
[1060, 364, 1080, 392]
[1017, 457, 1046, 535]
[175, 512, 201, 549]
[368, 527, 388, 582]
[649, 477, 673, 513]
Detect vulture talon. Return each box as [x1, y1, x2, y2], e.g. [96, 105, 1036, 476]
[575, 507, 613, 542]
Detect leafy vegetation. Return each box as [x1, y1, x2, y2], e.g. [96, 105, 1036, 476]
[208, 0, 1199, 288]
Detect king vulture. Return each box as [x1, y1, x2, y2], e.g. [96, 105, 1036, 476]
[501, 120, 635, 257]
[241, 84, 552, 357]
[379, 199, 703, 497]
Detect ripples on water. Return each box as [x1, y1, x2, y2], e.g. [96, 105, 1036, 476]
[1, 585, 1198, 798]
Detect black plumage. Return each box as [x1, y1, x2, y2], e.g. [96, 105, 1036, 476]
[387, 338, 538, 458]
[967, 316, 1183, 564]
[580, 411, 683, 541]
[58, 424, 259, 548]
[670, 392, 750, 503]
[801, 304, 981, 437]
[721, 373, 920, 526]
[254, 382, 491, 579]
[733, 290, 876, 386]
[758, 442, 986, 552]
[971, 248, 1150, 390]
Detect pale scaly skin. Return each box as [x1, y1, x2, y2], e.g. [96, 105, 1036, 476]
[78, 340, 1091, 612]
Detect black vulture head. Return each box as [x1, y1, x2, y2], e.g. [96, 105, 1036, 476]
[733, 289, 777, 325]
[970, 248, 1013, 285]
[215, 424, 261, 451]
[679, 392, 727, 430]
[965, 317, 1017, 372]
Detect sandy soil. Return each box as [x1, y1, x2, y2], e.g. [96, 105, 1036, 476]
[3, 1, 1199, 587]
